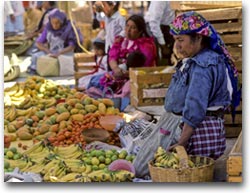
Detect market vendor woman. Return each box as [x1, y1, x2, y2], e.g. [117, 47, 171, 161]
[133, 11, 240, 178]
[27, 9, 82, 74]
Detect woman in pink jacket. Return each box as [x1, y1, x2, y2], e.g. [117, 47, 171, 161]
[108, 14, 157, 78]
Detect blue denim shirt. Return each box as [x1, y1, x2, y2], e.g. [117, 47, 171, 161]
[164, 48, 231, 128]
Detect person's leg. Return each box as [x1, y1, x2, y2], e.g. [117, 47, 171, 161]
[27, 51, 45, 74]
[4, 16, 15, 32]
[13, 15, 24, 32]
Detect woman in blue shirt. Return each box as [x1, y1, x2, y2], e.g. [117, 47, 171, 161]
[166, 11, 239, 159]
[133, 11, 240, 178]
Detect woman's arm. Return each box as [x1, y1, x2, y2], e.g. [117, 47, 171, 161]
[36, 42, 50, 54]
[168, 122, 194, 150]
[49, 45, 75, 58]
[109, 60, 124, 77]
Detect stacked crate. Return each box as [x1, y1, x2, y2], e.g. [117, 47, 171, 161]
[171, 1, 242, 137]
[74, 53, 96, 90]
[129, 66, 175, 107]
[227, 131, 242, 182]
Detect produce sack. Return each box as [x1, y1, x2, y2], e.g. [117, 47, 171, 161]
[132, 112, 182, 178]
[36, 55, 59, 76]
[58, 54, 74, 76]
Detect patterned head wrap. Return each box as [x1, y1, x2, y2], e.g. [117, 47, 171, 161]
[46, 10, 83, 45]
[169, 11, 238, 76]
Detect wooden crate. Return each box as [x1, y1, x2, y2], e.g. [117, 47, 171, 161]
[170, 1, 242, 11]
[74, 52, 96, 90]
[129, 66, 174, 107]
[227, 131, 242, 182]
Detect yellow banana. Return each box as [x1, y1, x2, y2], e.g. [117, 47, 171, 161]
[68, 163, 86, 173]
[56, 167, 67, 179]
[167, 156, 178, 168]
[19, 161, 34, 172]
[64, 158, 82, 166]
[12, 86, 25, 97]
[49, 176, 59, 182]
[188, 159, 195, 168]
[43, 98, 57, 108]
[59, 172, 82, 182]
[54, 144, 80, 156]
[22, 142, 44, 156]
[43, 165, 61, 182]
[60, 150, 82, 159]
[25, 162, 45, 173]
[83, 165, 92, 174]
[42, 159, 61, 174]
[88, 170, 104, 182]
[5, 159, 28, 170]
[6, 105, 17, 122]
[4, 83, 19, 96]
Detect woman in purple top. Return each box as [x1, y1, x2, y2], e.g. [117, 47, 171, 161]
[27, 10, 83, 74]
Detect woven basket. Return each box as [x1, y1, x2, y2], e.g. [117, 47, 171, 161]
[148, 146, 215, 182]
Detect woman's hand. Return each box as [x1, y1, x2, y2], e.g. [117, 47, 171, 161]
[167, 123, 194, 151]
[113, 67, 124, 78]
[48, 52, 60, 58]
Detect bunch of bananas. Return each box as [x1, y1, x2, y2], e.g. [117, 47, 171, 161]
[22, 142, 52, 163]
[153, 146, 195, 169]
[4, 83, 31, 107]
[87, 169, 135, 182]
[53, 144, 83, 159]
[4, 105, 17, 122]
[5, 158, 32, 171]
[43, 162, 67, 182]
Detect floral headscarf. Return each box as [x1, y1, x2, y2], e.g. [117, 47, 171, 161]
[169, 11, 238, 77]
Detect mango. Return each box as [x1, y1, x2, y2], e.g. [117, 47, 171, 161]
[85, 104, 98, 113]
[56, 112, 70, 122]
[70, 114, 84, 122]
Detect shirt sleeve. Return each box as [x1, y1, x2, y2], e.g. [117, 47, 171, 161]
[36, 28, 48, 43]
[182, 66, 212, 128]
[108, 36, 123, 62]
[148, 2, 167, 45]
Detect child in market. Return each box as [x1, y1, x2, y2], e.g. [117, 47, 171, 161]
[93, 1, 125, 53]
[78, 38, 108, 90]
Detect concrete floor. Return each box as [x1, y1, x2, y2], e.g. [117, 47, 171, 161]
[213, 137, 237, 182]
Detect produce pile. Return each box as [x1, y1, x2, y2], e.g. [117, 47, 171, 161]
[4, 142, 135, 182]
[4, 76, 134, 182]
[4, 76, 122, 147]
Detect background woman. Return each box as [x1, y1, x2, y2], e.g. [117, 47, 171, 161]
[27, 10, 82, 74]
